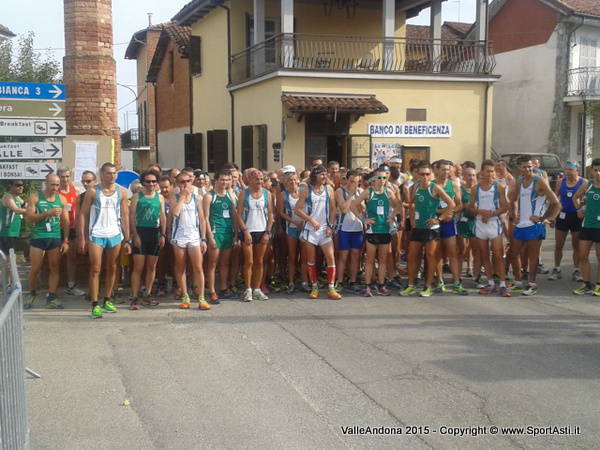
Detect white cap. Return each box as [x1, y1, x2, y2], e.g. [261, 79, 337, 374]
[282, 165, 296, 174]
[390, 156, 402, 163]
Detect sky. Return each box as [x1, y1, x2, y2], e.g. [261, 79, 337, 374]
[3, 0, 476, 130]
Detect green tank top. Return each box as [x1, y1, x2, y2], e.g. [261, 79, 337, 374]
[433, 178, 455, 207]
[415, 183, 440, 229]
[135, 191, 161, 228]
[460, 185, 475, 220]
[31, 191, 62, 239]
[209, 190, 234, 233]
[0, 196, 24, 237]
[583, 184, 600, 229]
[366, 187, 391, 234]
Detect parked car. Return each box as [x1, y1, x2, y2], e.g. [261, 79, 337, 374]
[501, 153, 564, 190]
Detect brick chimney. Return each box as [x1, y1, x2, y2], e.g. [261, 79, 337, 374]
[63, 0, 121, 167]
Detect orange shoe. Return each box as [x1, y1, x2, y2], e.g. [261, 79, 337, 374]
[198, 297, 211, 311]
[308, 285, 319, 299]
[327, 289, 342, 300]
[179, 294, 191, 309]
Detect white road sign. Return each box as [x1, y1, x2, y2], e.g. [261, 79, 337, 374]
[0, 162, 57, 180]
[0, 142, 62, 160]
[0, 118, 66, 137]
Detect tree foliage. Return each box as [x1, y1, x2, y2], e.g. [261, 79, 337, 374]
[0, 31, 62, 83]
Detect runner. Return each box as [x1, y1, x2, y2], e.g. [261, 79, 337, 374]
[78, 163, 131, 318]
[508, 155, 561, 296]
[294, 165, 341, 300]
[572, 158, 600, 296]
[155, 176, 173, 297]
[129, 169, 166, 310]
[469, 160, 511, 297]
[494, 158, 516, 280]
[236, 169, 274, 302]
[351, 168, 401, 297]
[0, 180, 25, 258]
[456, 164, 478, 280]
[400, 161, 455, 297]
[549, 161, 586, 281]
[335, 170, 364, 294]
[169, 171, 210, 310]
[24, 174, 70, 309]
[203, 169, 237, 303]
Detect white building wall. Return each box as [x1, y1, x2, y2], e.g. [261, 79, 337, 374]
[157, 127, 188, 169]
[492, 32, 558, 156]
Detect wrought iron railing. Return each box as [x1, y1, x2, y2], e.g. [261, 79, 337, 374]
[567, 67, 600, 97]
[231, 33, 495, 85]
[121, 128, 149, 148]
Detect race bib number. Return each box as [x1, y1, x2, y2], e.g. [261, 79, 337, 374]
[460, 217, 468, 222]
[567, 192, 573, 198]
[376, 206, 384, 216]
[223, 209, 230, 218]
[559, 212, 566, 220]
[46, 222, 52, 232]
[415, 211, 420, 221]
[440, 200, 448, 208]
[67, 204, 72, 212]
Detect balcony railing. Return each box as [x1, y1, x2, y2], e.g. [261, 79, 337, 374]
[567, 67, 600, 97]
[231, 33, 496, 85]
[121, 128, 149, 149]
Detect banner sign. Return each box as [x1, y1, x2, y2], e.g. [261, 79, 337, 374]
[368, 123, 452, 138]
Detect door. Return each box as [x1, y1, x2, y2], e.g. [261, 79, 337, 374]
[305, 114, 349, 167]
[207, 129, 228, 172]
[241, 126, 253, 170]
[347, 134, 372, 169]
[401, 146, 430, 172]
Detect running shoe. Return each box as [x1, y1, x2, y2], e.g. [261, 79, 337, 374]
[419, 287, 434, 297]
[198, 297, 211, 310]
[308, 285, 319, 299]
[260, 284, 271, 295]
[369, 283, 380, 296]
[474, 276, 487, 290]
[46, 295, 64, 309]
[522, 284, 538, 296]
[548, 268, 562, 281]
[464, 270, 474, 279]
[499, 286, 511, 297]
[452, 282, 469, 296]
[241, 288, 253, 302]
[285, 283, 296, 295]
[334, 281, 343, 292]
[509, 284, 524, 294]
[346, 282, 362, 295]
[478, 285, 497, 295]
[433, 279, 446, 294]
[536, 263, 549, 274]
[362, 286, 373, 297]
[400, 285, 417, 297]
[572, 268, 584, 282]
[91, 305, 103, 319]
[327, 288, 342, 300]
[65, 285, 85, 296]
[208, 292, 220, 305]
[253, 289, 269, 301]
[386, 278, 402, 290]
[378, 285, 391, 296]
[102, 300, 117, 313]
[593, 285, 600, 297]
[23, 293, 36, 310]
[179, 293, 191, 309]
[220, 288, 235, 299]
[300, 282, 310, 293]
[572, 284, 592, 295]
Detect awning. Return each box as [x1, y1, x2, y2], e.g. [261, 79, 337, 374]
[282, 93, 388, 115]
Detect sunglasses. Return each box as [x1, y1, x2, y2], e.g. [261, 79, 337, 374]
[48, 183, 60, 187]
[82, 179, 94, 184]
[376, 176, 387, 180]
[13, 183, 24, 187]
[419, 172, 431, 176]
[143, 179, 158, 184]
[179, 179, 192, 184]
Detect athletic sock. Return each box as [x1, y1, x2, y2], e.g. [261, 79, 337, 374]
[499, 281, 506, 288]
[514, 281, 523, 288]
[326, 266, 336, 289]
[103, 297, 111, 303]
[307, 263, 317, 285]
[586, 281, 593, 289]
[91, 301, 98, 309]
[488, 280, 495, 287]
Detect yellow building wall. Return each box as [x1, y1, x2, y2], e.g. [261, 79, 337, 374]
[190, 7, 232, 168]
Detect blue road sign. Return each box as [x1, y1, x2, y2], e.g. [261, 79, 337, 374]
[0, 82, 66, 100]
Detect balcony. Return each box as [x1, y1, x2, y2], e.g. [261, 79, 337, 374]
[121, 128, 149, 149]
[567, 67, 600, 97]
[230, 33, 496, 86]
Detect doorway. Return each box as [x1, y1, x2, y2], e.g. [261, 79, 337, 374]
[305, 114, 349, 167]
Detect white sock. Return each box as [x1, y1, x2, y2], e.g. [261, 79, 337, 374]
[514, 280, 523, 287]
[499, 281, 506, 288]
[488, 280, 495, 287]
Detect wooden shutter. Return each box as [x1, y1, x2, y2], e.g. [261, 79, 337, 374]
[184, 133, 203, 168]
[241, 125, 253, 170]
[190, 36, 202, 76]
[207, 129, 228, 172]
[257, 124, 267, 170]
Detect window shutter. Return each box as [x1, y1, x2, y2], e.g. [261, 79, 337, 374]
[190, 36, 202, 76]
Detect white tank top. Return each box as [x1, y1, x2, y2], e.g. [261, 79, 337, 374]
[246, 191, 267, 232]
[340, 188, 363, 233]
[308, 187, 328, 227]
[517, 178, 546, 228]
[286, 194, 301, 230]
[172, 195, 199, 241]
[90, 188, 121, 238]
[475, 183, 500, 226]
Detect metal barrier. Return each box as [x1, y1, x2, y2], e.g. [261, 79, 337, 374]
[0, 249, 29, 450]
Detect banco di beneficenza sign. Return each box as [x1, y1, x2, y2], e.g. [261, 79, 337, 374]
[368, 123, 452, 138]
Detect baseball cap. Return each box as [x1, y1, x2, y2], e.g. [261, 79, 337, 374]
[389, 157, 402, 164]
[282, 165, 296, 174]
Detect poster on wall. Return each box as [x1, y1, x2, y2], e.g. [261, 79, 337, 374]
[372, 142, 401, 168]
[73, 141, 98, 183]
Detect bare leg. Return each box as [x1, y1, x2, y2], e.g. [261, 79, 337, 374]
[143, 255, 159, 295]
[348, 249, 360, 283]
[377, 243, 390, 285]
[251, 243, 267, 289]
[172, 245, 189, 296]
[46, 249, 61, 295]
[407, 241, 423, 285]
[27, 247, 45, 293]
[554, 229, 567, 268]
[571, 231, 580, 269]
[130, 254, 145, 298]
[217, 249, 231, 292]
[336, 250, 349, 283]
[242, 243, 253, 289]
[286, 236, 298, 284]
[578, 240, 593, 283]
[364, 242, 377, 285]
[88, 242, 104, 302]
[206, 246, 220, 294]
[424, 240, 439, 288]
[187, 246, 205, 298]
[103, 244, 122, 299]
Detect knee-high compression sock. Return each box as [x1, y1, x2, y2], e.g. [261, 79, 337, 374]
[308, 263, 317, 286]
[327, 266, 336, 289]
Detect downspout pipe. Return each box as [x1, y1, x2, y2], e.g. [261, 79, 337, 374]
[566, 16, 585, 169]
[220, 4, 235, 164]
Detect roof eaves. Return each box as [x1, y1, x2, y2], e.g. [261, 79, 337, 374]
[172, 0, 226, 26]
[0, 24, 16, 38]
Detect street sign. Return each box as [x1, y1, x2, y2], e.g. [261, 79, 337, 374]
[0, 99, 65, 119]
[0, 142, 62, 160]
[0, 118, 66, 137]
[0, 82, 65, 100]
[0, 162, 57, 180]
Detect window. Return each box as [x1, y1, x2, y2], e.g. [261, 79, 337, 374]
[184, 133, 203, 168]
[241, 125, 268, 170]
[579, 37, 598, 68]
[207, 130, 228, 172]
[168, 50, 174, 84]
[247, 17, 279, 64]
[190, 36, 202, 76]
[406, 108, 427, 122]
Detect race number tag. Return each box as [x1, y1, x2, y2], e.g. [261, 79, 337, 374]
[223, 209, 230, 218]
[567, 192, 573, 198]
[415, 211, 420, 221]
[67, 204, 72, 212]
[46, 222, 52, 232]
[376, 206, 384, 216]
[597, 216, 600, 222]
[440, 200, 448, 208]
[559, 212, 566, 220]
[460, 217, 468, 222]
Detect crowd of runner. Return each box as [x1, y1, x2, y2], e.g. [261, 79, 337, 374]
[1, 154, 599, 318]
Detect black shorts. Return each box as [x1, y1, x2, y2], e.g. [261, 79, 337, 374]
[556, 212, 582, 232]
[580, 227, 600, 243]
[251, 231, 267, 245]
[404, 218, 412, 232]
[0, 236, 18, 254]
[133, 227, 160, 256]
[365, 233, 392, 245]
[30, 238, 62, 251]
[410, 228, 440, 243]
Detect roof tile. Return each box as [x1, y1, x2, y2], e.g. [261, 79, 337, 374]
[282, 94, 388, 114]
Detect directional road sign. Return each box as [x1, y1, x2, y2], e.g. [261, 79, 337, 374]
[0, 99, 65, 119]
[0, 142, 62, 160]
[0, 118, 65, 137]
[0, 82, 65, 100]
[0, 162, 57, 180]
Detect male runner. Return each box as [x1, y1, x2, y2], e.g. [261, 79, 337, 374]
[0, 180, 25, 256]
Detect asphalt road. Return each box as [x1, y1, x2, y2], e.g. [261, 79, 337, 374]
[23, 242, 600, 450]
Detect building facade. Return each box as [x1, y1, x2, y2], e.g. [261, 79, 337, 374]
[171, 0, 496, 172]
[490, 0, 600, 168]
